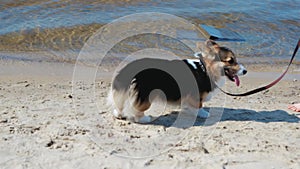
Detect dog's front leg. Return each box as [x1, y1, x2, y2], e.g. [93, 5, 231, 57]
[181, 97, 210, 119]
[197, 102, 210, 119]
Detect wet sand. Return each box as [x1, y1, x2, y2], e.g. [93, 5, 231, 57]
[0, 60, 299, 169]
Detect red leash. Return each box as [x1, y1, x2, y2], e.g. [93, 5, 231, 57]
[217, 39, 300, 97]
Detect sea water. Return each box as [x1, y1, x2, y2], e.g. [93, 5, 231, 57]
[0, 0, 299, 63]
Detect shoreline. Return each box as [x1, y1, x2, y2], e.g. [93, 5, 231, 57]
[1, 54, 299, 80]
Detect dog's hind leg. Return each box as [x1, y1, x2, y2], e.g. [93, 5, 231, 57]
[123, 100, 152, 123]
[107, 89, 127, 119]
[134, 101, 152, 123]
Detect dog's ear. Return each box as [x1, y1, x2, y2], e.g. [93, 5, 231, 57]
[196, 40, 219, 60]
[205, 39, 220, 53]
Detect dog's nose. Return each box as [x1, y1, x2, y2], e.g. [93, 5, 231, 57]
[243, 69, 247, 75]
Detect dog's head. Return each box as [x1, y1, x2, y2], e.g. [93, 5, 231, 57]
[196, 40, 247, 86]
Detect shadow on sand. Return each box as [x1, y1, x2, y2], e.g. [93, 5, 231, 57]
[149, 107, 300, 127]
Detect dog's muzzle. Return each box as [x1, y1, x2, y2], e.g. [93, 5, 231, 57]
[237, 64, 247, 75]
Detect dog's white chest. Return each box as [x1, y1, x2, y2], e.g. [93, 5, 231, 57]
[204, 77, 225, 101]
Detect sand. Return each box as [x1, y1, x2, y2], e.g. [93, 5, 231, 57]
[0, 60, 299, 169]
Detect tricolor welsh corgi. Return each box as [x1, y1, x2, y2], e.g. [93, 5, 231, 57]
[107, 40, 247, 123]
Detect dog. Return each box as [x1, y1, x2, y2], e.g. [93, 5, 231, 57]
[107, 40, 247, 123]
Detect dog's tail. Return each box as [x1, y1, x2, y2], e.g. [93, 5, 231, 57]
[106, 80, 131, 115]
[107, 60, 140, 113]
[111, 59, 149, 91]
[107, 58, 158, 112]
[107, 85, 131, 109]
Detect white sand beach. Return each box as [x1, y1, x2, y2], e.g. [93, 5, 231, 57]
[0, 60, 299, 169]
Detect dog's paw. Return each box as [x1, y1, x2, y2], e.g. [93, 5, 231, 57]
[112, 109, 125, 119]
[136, 115, 152, 124]
[197, 108, 210, 119]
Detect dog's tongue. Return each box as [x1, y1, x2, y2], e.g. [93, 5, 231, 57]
[234, 75, 240, 86]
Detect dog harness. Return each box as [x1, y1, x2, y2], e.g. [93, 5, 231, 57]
[185, 52, 206, 73]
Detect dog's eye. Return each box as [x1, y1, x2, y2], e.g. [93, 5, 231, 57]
[228, 58, 234, 64]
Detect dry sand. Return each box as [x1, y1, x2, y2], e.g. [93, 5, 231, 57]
[0, 60, 299, 169]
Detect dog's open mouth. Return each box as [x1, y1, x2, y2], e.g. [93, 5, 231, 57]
[224, 69, 240, 86]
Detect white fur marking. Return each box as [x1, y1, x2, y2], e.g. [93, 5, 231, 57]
[237, 64, 247, 75]
[205, 77, 225, 101]
[113, 109, 121, 118]
[186, 59, 200, 69]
